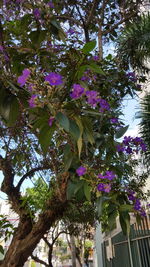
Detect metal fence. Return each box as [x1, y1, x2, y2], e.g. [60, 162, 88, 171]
[102, 215, 150, 267]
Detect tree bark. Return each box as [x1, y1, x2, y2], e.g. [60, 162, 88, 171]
[70, 235, 76, 267]
[0, 197, 67, 267]
[48, 245, 53, 267]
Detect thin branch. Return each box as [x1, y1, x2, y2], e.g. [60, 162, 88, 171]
[103, 12, 137, 35]
[55, 15, 82, 27]
[75, 4, 90, 42]
[16, 165, 51, 190]
[97, 0, 109, 60]
[86, 0, 101, 26]
[31, 254, 49, 267]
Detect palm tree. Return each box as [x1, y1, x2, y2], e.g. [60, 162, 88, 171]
[138, 94, 150, 167]
[118, 13, 150, 72]
[118, 13, 150, 167]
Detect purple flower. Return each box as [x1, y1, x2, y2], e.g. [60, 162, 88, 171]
[45, 72, 63, 86]
[140, 210, 146, 217]
[76, 166, 86, 176]
[0, 45, 4, 52]
[17, 69, 31, 87]
[33, 8, 41, 19]
[67, 28, 75, 35]
[98, 171, 116, 180]
[116, 144, 125, 152]
[123, 136, 132, 145]
[28, 84, 34, 92]
[48, 1, 54, 8]
[23, 69, 31, 78]
[125, 146, 133, 154]
[110, 118, 119, 124]
[133, 137, 142, 145]
[128, 191, 135, 201]
[99, 99, 110, 112]
[98, 173, 105, 179]
[140, 143, 147, 151]
[86, 90, 99, 107]
[70, 84, 85, 99]
[28, 95, 37, 108]
[93, 56, 99, 61]
[81, 76, 90, 81]
[97, 183, 104, 191]
[48, 117, 55, 127]
[126, 72, 137, 82]
[103, 184, 111, 193]
[105, 171, 116, 180]
[134, 199, 141, 211]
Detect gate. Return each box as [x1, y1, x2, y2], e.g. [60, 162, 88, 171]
[102, 215, 150, 267]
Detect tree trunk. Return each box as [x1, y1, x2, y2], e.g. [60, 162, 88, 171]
[70, 235, 76, 267]
[0, 198, 67, 267]
[48, 245, 53, 267]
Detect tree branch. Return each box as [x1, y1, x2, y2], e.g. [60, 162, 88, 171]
[75, 4, 90, 42]
[55, 15, 82, 27]
[86, 0, 101, 26]
[31, 254, 49, 267]
[16, 165, 51, 191]
[103, 12, 137, 35]
[97, 0, 109, 60]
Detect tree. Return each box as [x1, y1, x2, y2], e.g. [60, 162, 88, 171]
[118, 12, 150, 167]
[26, 178, 97, 267]
[118, 13, 150, 72]
[0, 1, 148, 266]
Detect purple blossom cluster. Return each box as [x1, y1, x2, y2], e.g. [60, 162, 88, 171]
[70, 85, 110, 112]
[117, 136, 147, 154]
[17, 69, 31, 87]
[33, 8, 41, 19]
[45, 72, 63, 86]
[28, 95, 38, 108]
[76, 166, 86, 176]
[70, 84, 85, 99]
[98, 171, 116, 180]
[85, 90, 99, 107]
[47, 1, 54, 8]
[97, 171, 116, 193]
[126, 72, 137, 82]
[128, 191, 146, 217]
[110, 118, 119, 124]
[99, 98, 110, 112]
[97, 183, 111, 193]
[92, 55, 99, 61]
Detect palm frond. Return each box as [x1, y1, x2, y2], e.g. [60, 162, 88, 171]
[139, 94, 150, 167]
[118, 13, 150, 72]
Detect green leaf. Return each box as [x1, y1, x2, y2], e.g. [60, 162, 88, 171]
[8, 97, 19, 126]
[77, 136, 83, 158]
[115, 125, 129, 139]
[64, 144, 73, 171]
[56, 112, 70, 132]
[119, 204, 133, 212]
[39, 124, 56, 153]
[0, 245, 4, 255]
[84, 182, 91, 201]
[75, 117, 84, 157]
[82, 40, 96, 54]
[88, 63, 105, 74]
[67, 181, 76, 200]
[82, 117, 95, 145]
[69, 119, 80, 140]
[119, 211, 130, 235]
